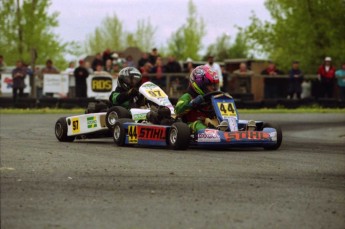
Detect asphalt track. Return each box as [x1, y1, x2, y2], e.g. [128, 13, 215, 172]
[1, 113, 344, 229]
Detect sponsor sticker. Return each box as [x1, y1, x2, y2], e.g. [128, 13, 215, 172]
[91, 77, 113, 92]
[133, 113, 147, 121]
[197, 131, 221, 143]
[224, 131, 270, 142]
[138, 126, 166, 141]
[87, 116, 97, 128]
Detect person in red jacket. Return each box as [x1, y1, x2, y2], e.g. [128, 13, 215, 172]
[317, 57, 336, 98]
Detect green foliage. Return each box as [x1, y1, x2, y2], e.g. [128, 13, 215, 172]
[85, 14, 124, 54]
[204, 30, 249, 61]
[167, 0, 206, 61]
[0, 0, 70, 69]
[243, 0, 345, 73]
[85, 16, 156, 54]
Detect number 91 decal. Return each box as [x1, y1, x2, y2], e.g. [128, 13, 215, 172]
[217, 102, 236, 116]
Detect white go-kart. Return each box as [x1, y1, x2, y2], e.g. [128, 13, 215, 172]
[55, 82, 175, 142]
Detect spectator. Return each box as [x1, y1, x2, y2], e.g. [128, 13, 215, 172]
[111, 53, 120, 65]
[205, 55, 223, 90]
[138, 52, 149, 69]
[261, 61, 284, 98]
[91, 53, 103, 71]
[335, 62, 345, 101]
[148, 48, 159, 65]
[94, 63, 111, 76]
[317, 57, 336, 98]
[39, 59, 59, 97]
[84, 61, 93, 74]
[125, 55, 135, 67]
[165, 56, 182, 73]
[12, 60, 27, 104]
[74, 60, 89, 98]
[111, 63, 121, 80]
[233, 62, 254, 93]
[0, 55, 6, 74]
[102, 48, 112, 64]
[150, 57, 166, 88]
[104, 59, 113, 74]
[140, 62, 152, 83]
[65, 61, 76, 98]
[184, 58, 194, 74]
[287, 61, 304, 99]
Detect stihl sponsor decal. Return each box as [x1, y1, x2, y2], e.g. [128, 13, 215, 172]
[224, 131, 270, 141]
[138, 126, 166, 140]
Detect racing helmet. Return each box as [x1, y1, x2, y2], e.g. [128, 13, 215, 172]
[190, 65, 219, 95]
[118, 67, 142, 91]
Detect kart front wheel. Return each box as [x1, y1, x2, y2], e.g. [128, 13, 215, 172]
[106, 106, 132, 130]
[113, 118, 134, 146]
[55, 117, 75, 142]
[263, 122, 282, 150]
[168, 122, 190, 150]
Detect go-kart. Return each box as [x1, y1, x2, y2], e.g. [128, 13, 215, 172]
[112, 91, 283, 150]
[54, 82, 175, 142]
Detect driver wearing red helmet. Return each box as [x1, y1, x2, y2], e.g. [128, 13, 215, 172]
[175, 65, 220, 132]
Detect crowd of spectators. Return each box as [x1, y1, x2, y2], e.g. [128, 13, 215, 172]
[0, 50, 344, 102]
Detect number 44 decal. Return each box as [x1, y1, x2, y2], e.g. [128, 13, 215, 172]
[217, 102, 236, 116]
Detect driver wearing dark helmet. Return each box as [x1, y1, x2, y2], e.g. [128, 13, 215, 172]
[109, 67, 145, 109]
[174, 65, 220, 132]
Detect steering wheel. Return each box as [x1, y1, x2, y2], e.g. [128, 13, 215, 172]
[197, 91, 225, 114]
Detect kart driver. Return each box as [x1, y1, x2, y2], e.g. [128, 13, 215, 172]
[175, 65, 221, 132]
[109, 67, 145, 109]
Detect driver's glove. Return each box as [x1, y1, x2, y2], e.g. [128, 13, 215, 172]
[127, 88, 139, 97]
[190, 95, 204, 107]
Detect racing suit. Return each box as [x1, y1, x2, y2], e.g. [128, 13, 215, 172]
[109, 86, 145, 109]
[175, 90, 211, 132]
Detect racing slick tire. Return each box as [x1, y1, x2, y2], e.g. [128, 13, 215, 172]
[55, 117, 75, 142]
[113, 118, 134, 146]
[168, 122, 190, 150]
[106, 106, 132, 130]
[262, 122, 282, 150]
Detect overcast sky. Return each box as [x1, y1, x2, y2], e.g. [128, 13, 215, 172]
[49, 0, 271, 56]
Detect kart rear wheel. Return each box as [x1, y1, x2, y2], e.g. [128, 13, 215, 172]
[168, 122, 190, 150]
[113, 118, 134, 146]
[55, 117, 75, 142]
[262, 122, 282, 150]
[106, 106, 132, 130]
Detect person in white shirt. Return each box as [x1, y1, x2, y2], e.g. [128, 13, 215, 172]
[65, 61, 76, 98]
[205, 55, 223, 90]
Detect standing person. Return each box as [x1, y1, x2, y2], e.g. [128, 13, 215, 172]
[65, 61, 76, 98]
[12, 60, 27, 104]
[165, 56, 182, 73]
[335, 62, 345, 101]
[317, 57, 336, 98]
[261, 61, 284, 98]
[148, 48, 159, 65]
[233, 62, 254, 93]
[40, 59, 59, 97]
[104, 59, 113, 74]
[91, 53, 103, 72]
[287, 61, 304, 99]
[150, 57, 166, 88]
[205, 55, 223, 90]
[0, 55, 6, 75]
[138, 52, 149, 69]
[74, 60, 89, 98]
